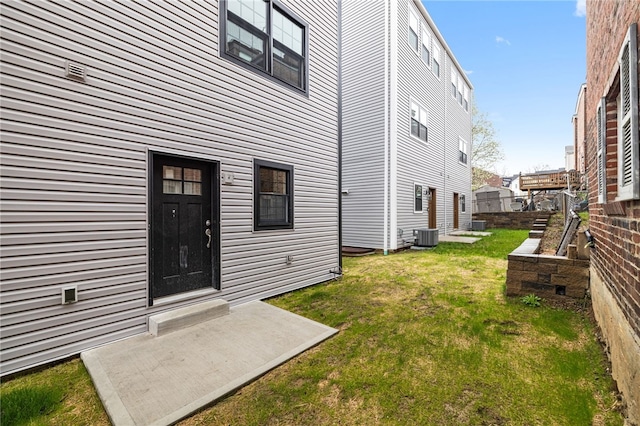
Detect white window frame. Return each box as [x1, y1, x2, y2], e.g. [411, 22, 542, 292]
[408, 7, 419, 54]
[457, 74, 463, 105]
[432, 43, 441, 78]
[414, 183, 424, 213]
[463, 85, 469, 112]
[460, 194, 466, 213]
[451, 69, 457, 100]
[597, 97, 607, 204]
[410, 100, 429, 143]
[458, 136, 468, 165]
[616, 23, 639, 201]
[421, 26, 431, 67]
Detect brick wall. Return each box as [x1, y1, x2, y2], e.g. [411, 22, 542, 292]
[586, 1, 639, 423]
[472, 212, 552, 230]
[586, 0, 640, 342]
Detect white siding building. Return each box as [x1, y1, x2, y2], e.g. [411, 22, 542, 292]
[341, 0, 473, 252]
[0, 0, 340, 376]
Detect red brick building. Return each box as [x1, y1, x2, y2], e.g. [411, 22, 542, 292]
[586, 1, 639, 423]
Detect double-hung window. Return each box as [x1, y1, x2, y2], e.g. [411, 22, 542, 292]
[421, 27, 431, 65]
[457, 75, 464, 105]
[432, 43, 441, 77]
[223, 0, 307, 92]
[451, 69, 457, 100]
[459, 137, 468, 164]
[616, 23, 639, 201]
[414, 184, 423, 213]
[408, 8, 419, 52]
[463, 85, 469, 112]
[411, 101, 428, 142]
[254, 159, 294, 230]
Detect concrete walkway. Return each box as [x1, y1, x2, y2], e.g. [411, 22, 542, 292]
[82, 301, 338, 426]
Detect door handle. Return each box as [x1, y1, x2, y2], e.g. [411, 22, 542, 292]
[205, 228, 212, 249]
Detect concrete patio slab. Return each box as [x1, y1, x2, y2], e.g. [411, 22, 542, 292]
[449, 230, 492, 237]
[439, 235, 481, 243]
[81, 300, 338, 426]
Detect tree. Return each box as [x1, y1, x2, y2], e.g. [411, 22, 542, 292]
[471, 102, 504, 190]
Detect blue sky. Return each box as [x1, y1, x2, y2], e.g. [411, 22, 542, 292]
[422, 0, 587, 176]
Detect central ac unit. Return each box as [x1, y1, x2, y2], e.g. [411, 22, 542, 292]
[413, 228, 439, 247]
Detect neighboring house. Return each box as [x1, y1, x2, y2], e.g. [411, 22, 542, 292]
[572, 83, 587, 185]
[342, 0, 472, 251]
[585, 2, 639, 423]
[472, 185, 515, 213]
[564, 145, 575, 172]
[0, 0, 340, 376]
[507, 174, 527, 198]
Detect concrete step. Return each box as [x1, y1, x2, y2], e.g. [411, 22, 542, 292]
[149, 299, 229, 337]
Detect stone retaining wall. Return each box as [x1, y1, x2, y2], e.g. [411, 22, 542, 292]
[506, 238, 590, 300]
[472, 212, 553, 230]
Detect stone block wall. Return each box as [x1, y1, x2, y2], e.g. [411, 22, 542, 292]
[472, 212, 552, 230]
[506, 239, 589, 301]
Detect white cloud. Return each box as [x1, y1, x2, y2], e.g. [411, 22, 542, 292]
[464, 69, 474, 75]
[495, 36, 511, 46]
[574, 0, 586, 17]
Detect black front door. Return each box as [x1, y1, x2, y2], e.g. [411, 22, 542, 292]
[150, 154, 216, 300]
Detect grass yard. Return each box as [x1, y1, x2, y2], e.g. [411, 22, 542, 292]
[1, 229, 622, 425]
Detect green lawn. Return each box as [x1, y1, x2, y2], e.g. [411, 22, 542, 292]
[1, 229, 622, 425]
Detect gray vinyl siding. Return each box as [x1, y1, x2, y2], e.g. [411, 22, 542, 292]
[341, 0, 387, 249]
[395, 0, 445, 245]
[395, 1, 472, 245]
[341, 0, 472, 250]
[0, 0, 339, 376]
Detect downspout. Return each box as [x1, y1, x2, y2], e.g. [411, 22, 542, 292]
[389, 0, 398, 251]
[443, 56, 448, 235]
[337, 0, 343, 271]
[383, 0, 390, 255]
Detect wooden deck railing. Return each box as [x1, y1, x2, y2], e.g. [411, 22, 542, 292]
[519, 170, 581, 191]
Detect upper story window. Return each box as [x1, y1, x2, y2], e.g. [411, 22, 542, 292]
[432, 43, 441, 78]
[616, 23, 639, 201]
[597, 23, 639, 203]
[414, 183, 423, 213]
[408, 8, 419, 53]
[451, 69, 469, 112]
[451, 69, 457, 100]
[222, 0, 308, 92]
[410, 101, 428, 142]
[421, 27, 431, 66]
[459, 137, 468, 164]
[254, 159, 294, 230]
[463, 85, 469, 111]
